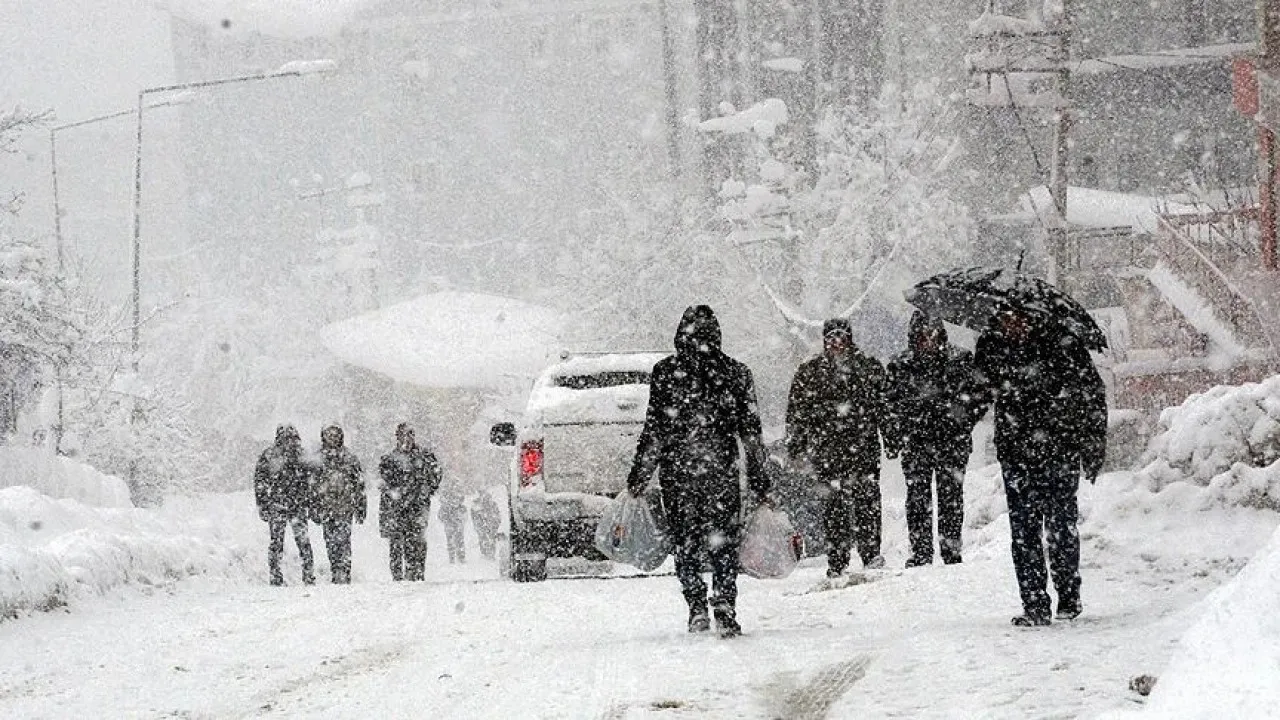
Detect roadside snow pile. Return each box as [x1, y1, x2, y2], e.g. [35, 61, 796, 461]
[0, 447, 131, 508]
[1104, 524, 1280, 718]
[0, 486, 253, 619]
[1136, 375, 1280, 509]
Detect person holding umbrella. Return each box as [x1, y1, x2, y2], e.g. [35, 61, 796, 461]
[908, 266, 1108, 626]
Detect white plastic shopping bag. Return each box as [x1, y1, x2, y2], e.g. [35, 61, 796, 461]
[739, 505, 803, 579]
[594, 493, 671, 571]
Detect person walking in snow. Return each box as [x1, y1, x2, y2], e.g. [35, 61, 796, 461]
[437, 484, 468, 564]
[254, 424, 315, 586]
[470, 490, 501, 561]
[310, 424, 366, 584]
[627, 305, 770, 638]
[786, 317, 890, 578]
[378, 423, 442, 581]
[975, 308, 1107, 626]
[885, 312, 989, 567]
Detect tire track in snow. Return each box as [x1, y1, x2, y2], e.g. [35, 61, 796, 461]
[245, 643, 406, 717]
[767, 655, 871, 720]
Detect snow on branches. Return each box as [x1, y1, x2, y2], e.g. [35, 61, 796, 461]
[718, 83, 975, 350]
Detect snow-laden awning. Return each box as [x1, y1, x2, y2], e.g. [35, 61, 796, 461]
[320, 291, 565, 390]
[1074, 42, 1253, 76]
[1022, 186, 1201, 233]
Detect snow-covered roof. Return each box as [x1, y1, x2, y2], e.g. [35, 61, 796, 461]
[1022, 186, 1201, 233]
[319, 291, 565, 390]
[1075, 42, 1253, 76]
[968, 10, 1047, 38]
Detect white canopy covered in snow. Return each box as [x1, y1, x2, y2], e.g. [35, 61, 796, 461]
[1022, 185, 1200, 233]
[320, 291, 565, 390]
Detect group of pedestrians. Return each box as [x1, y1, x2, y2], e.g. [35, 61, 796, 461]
[627, 302, 1106, 637]
[254, 421, 502, 585]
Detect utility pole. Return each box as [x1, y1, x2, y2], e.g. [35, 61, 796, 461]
[966, 0, 1073, 282]
[1047, 0, 1073, 284]
[658, 0, 684, 226]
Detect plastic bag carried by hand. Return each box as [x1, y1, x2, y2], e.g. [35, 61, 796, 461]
[594, 494, 671, 572]
[739, 506, 803, 579]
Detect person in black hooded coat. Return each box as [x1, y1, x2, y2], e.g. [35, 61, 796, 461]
[886, 312, 989, 567]
[378, 422, 442, 581]
[254, 424, 315, 586]
[785, 318, 889, 577]
[975, 308, 1107, 626]
[627, 305, 769, 638]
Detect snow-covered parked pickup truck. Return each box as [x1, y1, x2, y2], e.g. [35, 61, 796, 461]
[489, 352, 667, 582]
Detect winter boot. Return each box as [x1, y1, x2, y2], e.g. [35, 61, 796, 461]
[1056, 599, 1082, 620]
[1010, 613, 1051, 627]
[905, 555, 931, 569]
[688, 604, 711, 634]
[864, 555, 886, 570]
[713, 607, 741, 638]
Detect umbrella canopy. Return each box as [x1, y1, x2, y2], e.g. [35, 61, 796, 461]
[320, 291, 565, 389]
[905, 267, 1108, 351]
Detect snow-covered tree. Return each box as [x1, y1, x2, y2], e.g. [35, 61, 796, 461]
[0, 106, 84, 443]
[720, 83, 976, 357]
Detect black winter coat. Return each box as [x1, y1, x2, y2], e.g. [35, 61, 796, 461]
[378, 444, 442, 538]
[975, 321, 1108, 478]
[254, 444, 312, 519]
[885, 345, 989, 465]
[786, 349, 890, 476]
[312, 447, 366, 524]
[627, 306, 768, 532]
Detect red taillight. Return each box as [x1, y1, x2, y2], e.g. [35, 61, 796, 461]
[519, 440, 543, 486]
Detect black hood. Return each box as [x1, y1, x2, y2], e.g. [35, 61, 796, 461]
[908, 311, 947, 350]
[674, 305, 722, 357]
[275, 424, 300, 445]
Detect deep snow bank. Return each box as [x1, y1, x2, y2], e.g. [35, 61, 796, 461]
[1100, 524, 1280, 719]
[0, 486, 253, 618]
[0, 447, 131, 508]
[1136, 375, 1280, 510]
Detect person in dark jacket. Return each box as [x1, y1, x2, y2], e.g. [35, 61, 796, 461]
[975, 308, 1107, 626]
[886, 312, 989, 567]
[471, 490, 501, 560]
[627, 305, 769, 638]
[786, 317, 890, 577]
[437, 485, 468, 564]
[311, 424, 366, 584]
[378, 423, 442, 581]
[254, 424, 315, 586]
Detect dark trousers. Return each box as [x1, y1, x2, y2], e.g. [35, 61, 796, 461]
[442, 518, 466, 563]
[673, 519, 741, 618]
[665, 482, 741, 618]
[267, 515, 314, 585]
[1002, 457, 1081, 617]
[322, 520, 354, 584]
[904, 455, 965, 565]
[388, 526, 427, 581]
[820, 471, 881, 574]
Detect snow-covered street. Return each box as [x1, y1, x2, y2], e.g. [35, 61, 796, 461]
[2, 464, 1276, 719]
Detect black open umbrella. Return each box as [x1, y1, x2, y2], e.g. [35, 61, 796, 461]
[905, 266, 1108, 351]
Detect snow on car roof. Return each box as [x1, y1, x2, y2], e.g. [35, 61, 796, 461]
[541, 352, 669, 379]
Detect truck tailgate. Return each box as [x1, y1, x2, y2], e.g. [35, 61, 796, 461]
[541, 422, 642, 496]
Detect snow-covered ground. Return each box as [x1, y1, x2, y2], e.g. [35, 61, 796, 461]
[2, 379, 1280, 717]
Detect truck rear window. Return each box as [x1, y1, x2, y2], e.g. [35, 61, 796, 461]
[553, 371, 650, 389]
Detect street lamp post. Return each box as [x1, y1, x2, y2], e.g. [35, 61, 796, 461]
[130, 60, 337, 373]
[48, 99, 194, 453]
